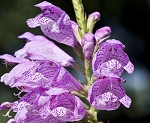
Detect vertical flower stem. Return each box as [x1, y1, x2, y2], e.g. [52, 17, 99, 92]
[72, 0, 87, 38]
[84, 59, 91, 87]
[88, 106, 98, 123]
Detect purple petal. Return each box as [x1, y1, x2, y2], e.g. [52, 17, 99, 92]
[12, 60, 61, 90]
[94, 59, 124, 76]
[26, 1, 78, 47]
[93, 92, 121, 110]
[15, 32, 74, 66]
[19, 88, 50, 107]
[11, 100, 64, 123]
[88, 76, 131, 110]
[51, 67, 84, 91]
[0, 102, 13, 110]
[119, 95, 132, 108]
[18, 32, 47, 42]
[49, 91, 85, 122]
[1, 62, 36, 86]
[24, 114, 65, 123]
[0, 54, 29, 64]
[46, 88, 68, 96]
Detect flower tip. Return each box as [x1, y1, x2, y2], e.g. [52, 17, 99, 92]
[95, 26, 111, 43]
[34, 1, 51, 8]
[89, 11, 101, 20]
[119, 95, 132, 108]
[18, 32, 34, 39]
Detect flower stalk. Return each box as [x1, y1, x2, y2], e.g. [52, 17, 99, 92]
[0, 1, 134, 123]
[72, 0, 87, 37]
[84, 59, 92, 88]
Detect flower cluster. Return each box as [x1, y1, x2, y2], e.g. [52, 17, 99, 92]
[0, 1, 134, 123]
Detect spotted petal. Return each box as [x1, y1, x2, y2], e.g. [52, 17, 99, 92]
[51, 67, 84, 91]
[88, 76, 131, 110]
[26, 1, 78, 47]
[0, 62, 36, 86]
[45, 89, 86, 122]
[92, 39, 134, 76]
[12, 60, 60, 90]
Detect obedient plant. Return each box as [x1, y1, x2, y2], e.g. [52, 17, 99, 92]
[0, 0, 134, 123]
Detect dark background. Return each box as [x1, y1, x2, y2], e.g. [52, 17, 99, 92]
[0, 0, 150, 122]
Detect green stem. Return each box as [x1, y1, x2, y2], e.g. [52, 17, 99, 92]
[84, 59, 91, 88]
[82, 106, 98, 123]
[88, 106, 98, 123]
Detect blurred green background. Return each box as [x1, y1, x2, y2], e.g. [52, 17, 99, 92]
[0, 0, 150, 122]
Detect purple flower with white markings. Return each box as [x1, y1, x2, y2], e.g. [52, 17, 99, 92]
[1, 59, 84, 93]
[42, 88, 86, 122]
[26, 1, 78, 47]
[92, 39, 134, 76]
[15, 32, 74, 67]
[0, 88, 86, 123]
[88, 76, 131, 110]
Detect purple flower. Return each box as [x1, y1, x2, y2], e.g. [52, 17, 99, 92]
[1, 88, 85, 123]
[3, 101, 65, 123]
[10, 60, 60, 91]
[81, 33, 96, 60]
[88, 76, 131, 110]
[26, 1, 78, 47]
[15, 32, 74, 67]
[42, 88, 86, 122]
[1, 60, 84, 92]
[92, 39, 134, 76]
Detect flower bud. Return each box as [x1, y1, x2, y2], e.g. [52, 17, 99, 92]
[81, 33, 96, 60]
[87, 12, 101, 32]
[95, 26, 111, 44]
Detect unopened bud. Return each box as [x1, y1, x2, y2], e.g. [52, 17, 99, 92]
[95, 26, 111, 44]
[87, 12, 101, 32]
[81, 33, 96, 60]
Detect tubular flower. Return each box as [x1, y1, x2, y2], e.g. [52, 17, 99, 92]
[88, 76, 131, 111]
[15, 32, 74, 67]
[26, 1, 78, 47]
[0, 88, 86, 123]
[92, 39, 134, 76]
[1, 60, 84, 92]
